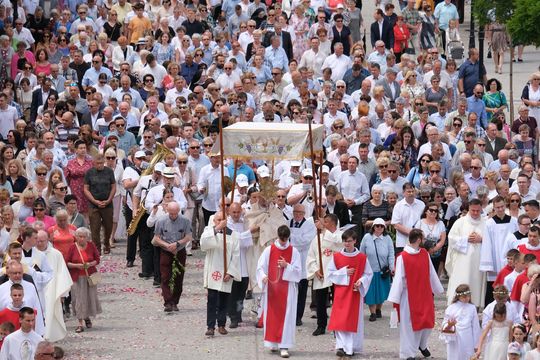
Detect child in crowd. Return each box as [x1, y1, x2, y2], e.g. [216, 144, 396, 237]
[505, 251, 527, 294]
[525, 332, 540, 359]
[483, 285, 522, 328]
[441, 284, 480, 360]
[512, 255, 538, 317]
[510, 323, 530, 359]
[494, 249, 521, 289]
[508, 341, 524, 360]
[0, 322, 14, 349]
[476, 302, 513, 359]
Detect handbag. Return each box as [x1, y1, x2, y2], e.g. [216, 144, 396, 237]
[487, 44, 492, 58]
[75, 244, 101, 286]
[373, 237, 391, 279]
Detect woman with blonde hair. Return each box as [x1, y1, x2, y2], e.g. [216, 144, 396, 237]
[484, 171, 499, 200]
[506, 192, 523, 219]
[402, 70, 425, 98]
[370, 85, 390, 112]
[97, 33, 113, 68]
[6, 159, 27, 200]
[1, 205, 19, 242]
[374, 156, 390, 184]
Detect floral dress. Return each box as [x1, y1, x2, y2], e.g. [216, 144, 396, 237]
[64, 158, 93, 213]
[290, 14, 309, 61]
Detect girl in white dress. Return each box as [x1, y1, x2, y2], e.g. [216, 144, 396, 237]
[476, 302, 513, 360]
[441, 284, 481, 360]
[511, 323, 531, 359]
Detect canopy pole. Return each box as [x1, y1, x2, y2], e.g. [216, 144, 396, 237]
[230, 158, 238, 203]
[307, 120, 324, 277]
[218, 118, 227, 276]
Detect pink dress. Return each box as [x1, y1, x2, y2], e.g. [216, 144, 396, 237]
[27, 216, 56, 231]
[64, 158, 93, 213]
[290, 14, 309, 62]
[34, 62, 51, 76]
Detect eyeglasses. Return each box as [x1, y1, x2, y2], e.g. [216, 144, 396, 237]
[36, 173, 47, 176]
[144, 79, 153, 82]
[34, 208, 45, 212]
[204, 143, 213, 147]
[427, 208, 438, 213]
[304, 176, 313, 180]
[453, 123, 462, 127]
[430, 170, 440, 174]
[178, 160, 188, 164]
[477, 143, 486, 147]
[387, 170, 397, 174]
[224, 67, 233, 70]
[56, 186, 68, 191]
[106, 156, 116, 160]
[189, 146, 199, 149]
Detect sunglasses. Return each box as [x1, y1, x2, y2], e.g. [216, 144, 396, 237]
[204, 143, 213, 147]
[178, 160, 188, 164]
[106, 156, 116, 160]
[334, 125, 344, 129]
[304, 176, 313, 180]
[36, 173, 47, 176]
[453, 123, 462, 127]
[34, 208, 45, 211]
[511, 199, 521, 203]
[387, 170, 397, 174]
[427, 208, 438, 213]
[116, 123, 125, 127]
[276, 195, 286, 198]
[420, 159, 429, 163]
[56, 186, 68, 191]
[189, 146, 199, 149]
[470, 166, 481, 170]
[430, 170, 440, 174]
[201, 125, 210, 129]
[374, 224, 384, 228]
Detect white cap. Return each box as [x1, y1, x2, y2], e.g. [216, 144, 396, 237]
[162, 166, 176, 178]
[302, 168, 314, 177]
[135, 150, 146, 158]
[321, 165, 330, 174]
[236, 174, 249, 187]
[336, 3, 344, 8]
[257, 165, 270, 178]
[154, 162, 166, 173]
[290, 160, 301, 167]
[507, 342, 522, 355]
[371, 218, 386, 228]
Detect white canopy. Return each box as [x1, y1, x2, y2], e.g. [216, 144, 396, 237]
[212, 122, 324, 160]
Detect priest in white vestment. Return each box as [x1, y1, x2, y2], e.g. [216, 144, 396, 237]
[36, 230, 73, 342]
[256, 225, 302, 358]
[446, 199, 487, 307]
[0, 307, 43, 360]
[387, 229, 444, 359]
[0, 262, 45, 336]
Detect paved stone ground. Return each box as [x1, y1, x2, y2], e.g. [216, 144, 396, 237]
[57, 240, 449, 360]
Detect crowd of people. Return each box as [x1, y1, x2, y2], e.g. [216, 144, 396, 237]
[0, 0, 537, 358]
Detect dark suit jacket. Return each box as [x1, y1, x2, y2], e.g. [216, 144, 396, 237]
[80, 111, 102, 128]
[326, 200, 350, 227]
[484, 136, 507, 160]
[370, 19, 394, 50]
[30, 88, 58, 123]
[376, 78, 401, 107]
[263, 30, 294, 61]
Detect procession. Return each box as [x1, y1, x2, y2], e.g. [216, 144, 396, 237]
[0, 0, 537, 358]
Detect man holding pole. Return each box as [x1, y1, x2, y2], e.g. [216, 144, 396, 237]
[257, 225, 302, 358]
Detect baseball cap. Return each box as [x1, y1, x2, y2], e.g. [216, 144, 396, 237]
[371, 218, 386, 228]
[321, 165, 330, 174]
[257, 165, 270, 178]
[135, 150, 146, 158]
[507, 342, 522, 355]
[290, 160, 301, 167]
[236, 174, 249, 187]
[302, 168, 314, 177]
[154, 162, 166, 173]
[336, 3, 344, 8]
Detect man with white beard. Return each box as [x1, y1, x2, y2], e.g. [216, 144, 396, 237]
[446, 198, 487, 307]
[36, 229, 73, 342]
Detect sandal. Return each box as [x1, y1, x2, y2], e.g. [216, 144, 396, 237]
[103, 248, 111, 255]
[75, 326, 84, 333]
[85, 318, 92, 328]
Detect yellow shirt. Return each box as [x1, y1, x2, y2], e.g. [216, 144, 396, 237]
[128, 16, 152, 44]
[111, 3, 132, 24]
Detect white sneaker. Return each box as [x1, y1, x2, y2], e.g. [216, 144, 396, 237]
[280, 349, 289, 358]
[270, 347, 278, 353]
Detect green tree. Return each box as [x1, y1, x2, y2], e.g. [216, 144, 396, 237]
[473, 0, 514, 26]
[506, 0, 540, 46]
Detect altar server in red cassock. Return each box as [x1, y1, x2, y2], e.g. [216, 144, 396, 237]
[387, 229, 444, 360]
[326, 229, 373, 358]
[256, 225, 302, 359]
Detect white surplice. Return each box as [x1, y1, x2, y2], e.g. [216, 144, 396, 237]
[387, 245, 444, 359]
[42, 243, 73, 342]
[200, 226, 241, 293]
[326, 248, 373, 355]
[0, 328, 43, 360]
[21, 248, 53, 317]
[479, 216, 518, 281]
[256, 240, 302, 349]
[0, 280, 45, 336]
[445, 214, 487, 307]
[440, 301, 481, 360]
[306, 229, 343, 290]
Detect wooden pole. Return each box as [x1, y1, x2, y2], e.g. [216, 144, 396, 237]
[230, 158, 238, 202]
[218, 117, 227, 276]
[307, 120, 324, 277]
[509, 46, 515, 124]
[318, 152, 323, 219]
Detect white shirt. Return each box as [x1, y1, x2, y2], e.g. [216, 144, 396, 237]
[197, 164, 230, 211]
[164, 87, 192, 105]
[141, 64, 167, 88]
[379, 176, 408, 199]
[321, 54, 351, 82]
[0, 328, 43, 360]
[216, 72, 241, 91]
[298, 49, 327, 78]
[391, 198, 425, 248]
[0, 105, 18, 138]
[145, 184, 187, 211]
[13, 27, 35, 48]
[289, 217, 317, 279]
[337, 169, 370, 205]
[323, 111, 349, 132]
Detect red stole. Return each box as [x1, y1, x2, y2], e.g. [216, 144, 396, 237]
[493, 265, 513, 287]
[402, 249, 435, 331]
[265, 243, 293, 344]
[328, 252, 366, 332]
[511, 271, 529, 302]
[518, 244, 540, 261]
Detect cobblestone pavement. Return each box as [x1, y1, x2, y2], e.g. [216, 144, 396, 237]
[58, 241, 448, 360]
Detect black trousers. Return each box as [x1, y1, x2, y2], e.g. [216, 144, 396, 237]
[202, 207, 216, 226]
[297, 279, 308, 323]
[139, 215, 154, 276]
[314, 287, 330, 328]
[207, 289, 229, 329]
[153, 247, 161, 282]
[125, 205, 137, 262]
[350, 205, 364, 246]
[485, 281, 494, 306]
[228, 276, 249, 322]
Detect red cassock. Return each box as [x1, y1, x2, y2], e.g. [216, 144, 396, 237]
[511, 270, 529, 302]
[0, 308, 22, 331]
[328, 252, 366, 332]
[265, 243, 293, 344]
[401, 248, 435, 331]
[493, 264, 513, 287]
[517, 244, 540, 261]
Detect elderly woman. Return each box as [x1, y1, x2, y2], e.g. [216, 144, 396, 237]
[484, 170, 499, 200]
[66, 227, 101, 333]
[65, 140, 93, 219]
[514, 124, 537, 164]
[374, 156, 390, 184]
[424, 75, 447, 114]
[359, 218, 395, 322]
[48, 209, 77, 261]
[12, 189, 36, 223]
[65, 194, 87, 228]
[361, 185, 391, 233]
[1, 205, 19, 243]
[402, 70, 425, 99]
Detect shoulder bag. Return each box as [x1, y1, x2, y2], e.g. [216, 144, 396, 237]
[76, 244, 101, 287]
[373, 237, 391, 279]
